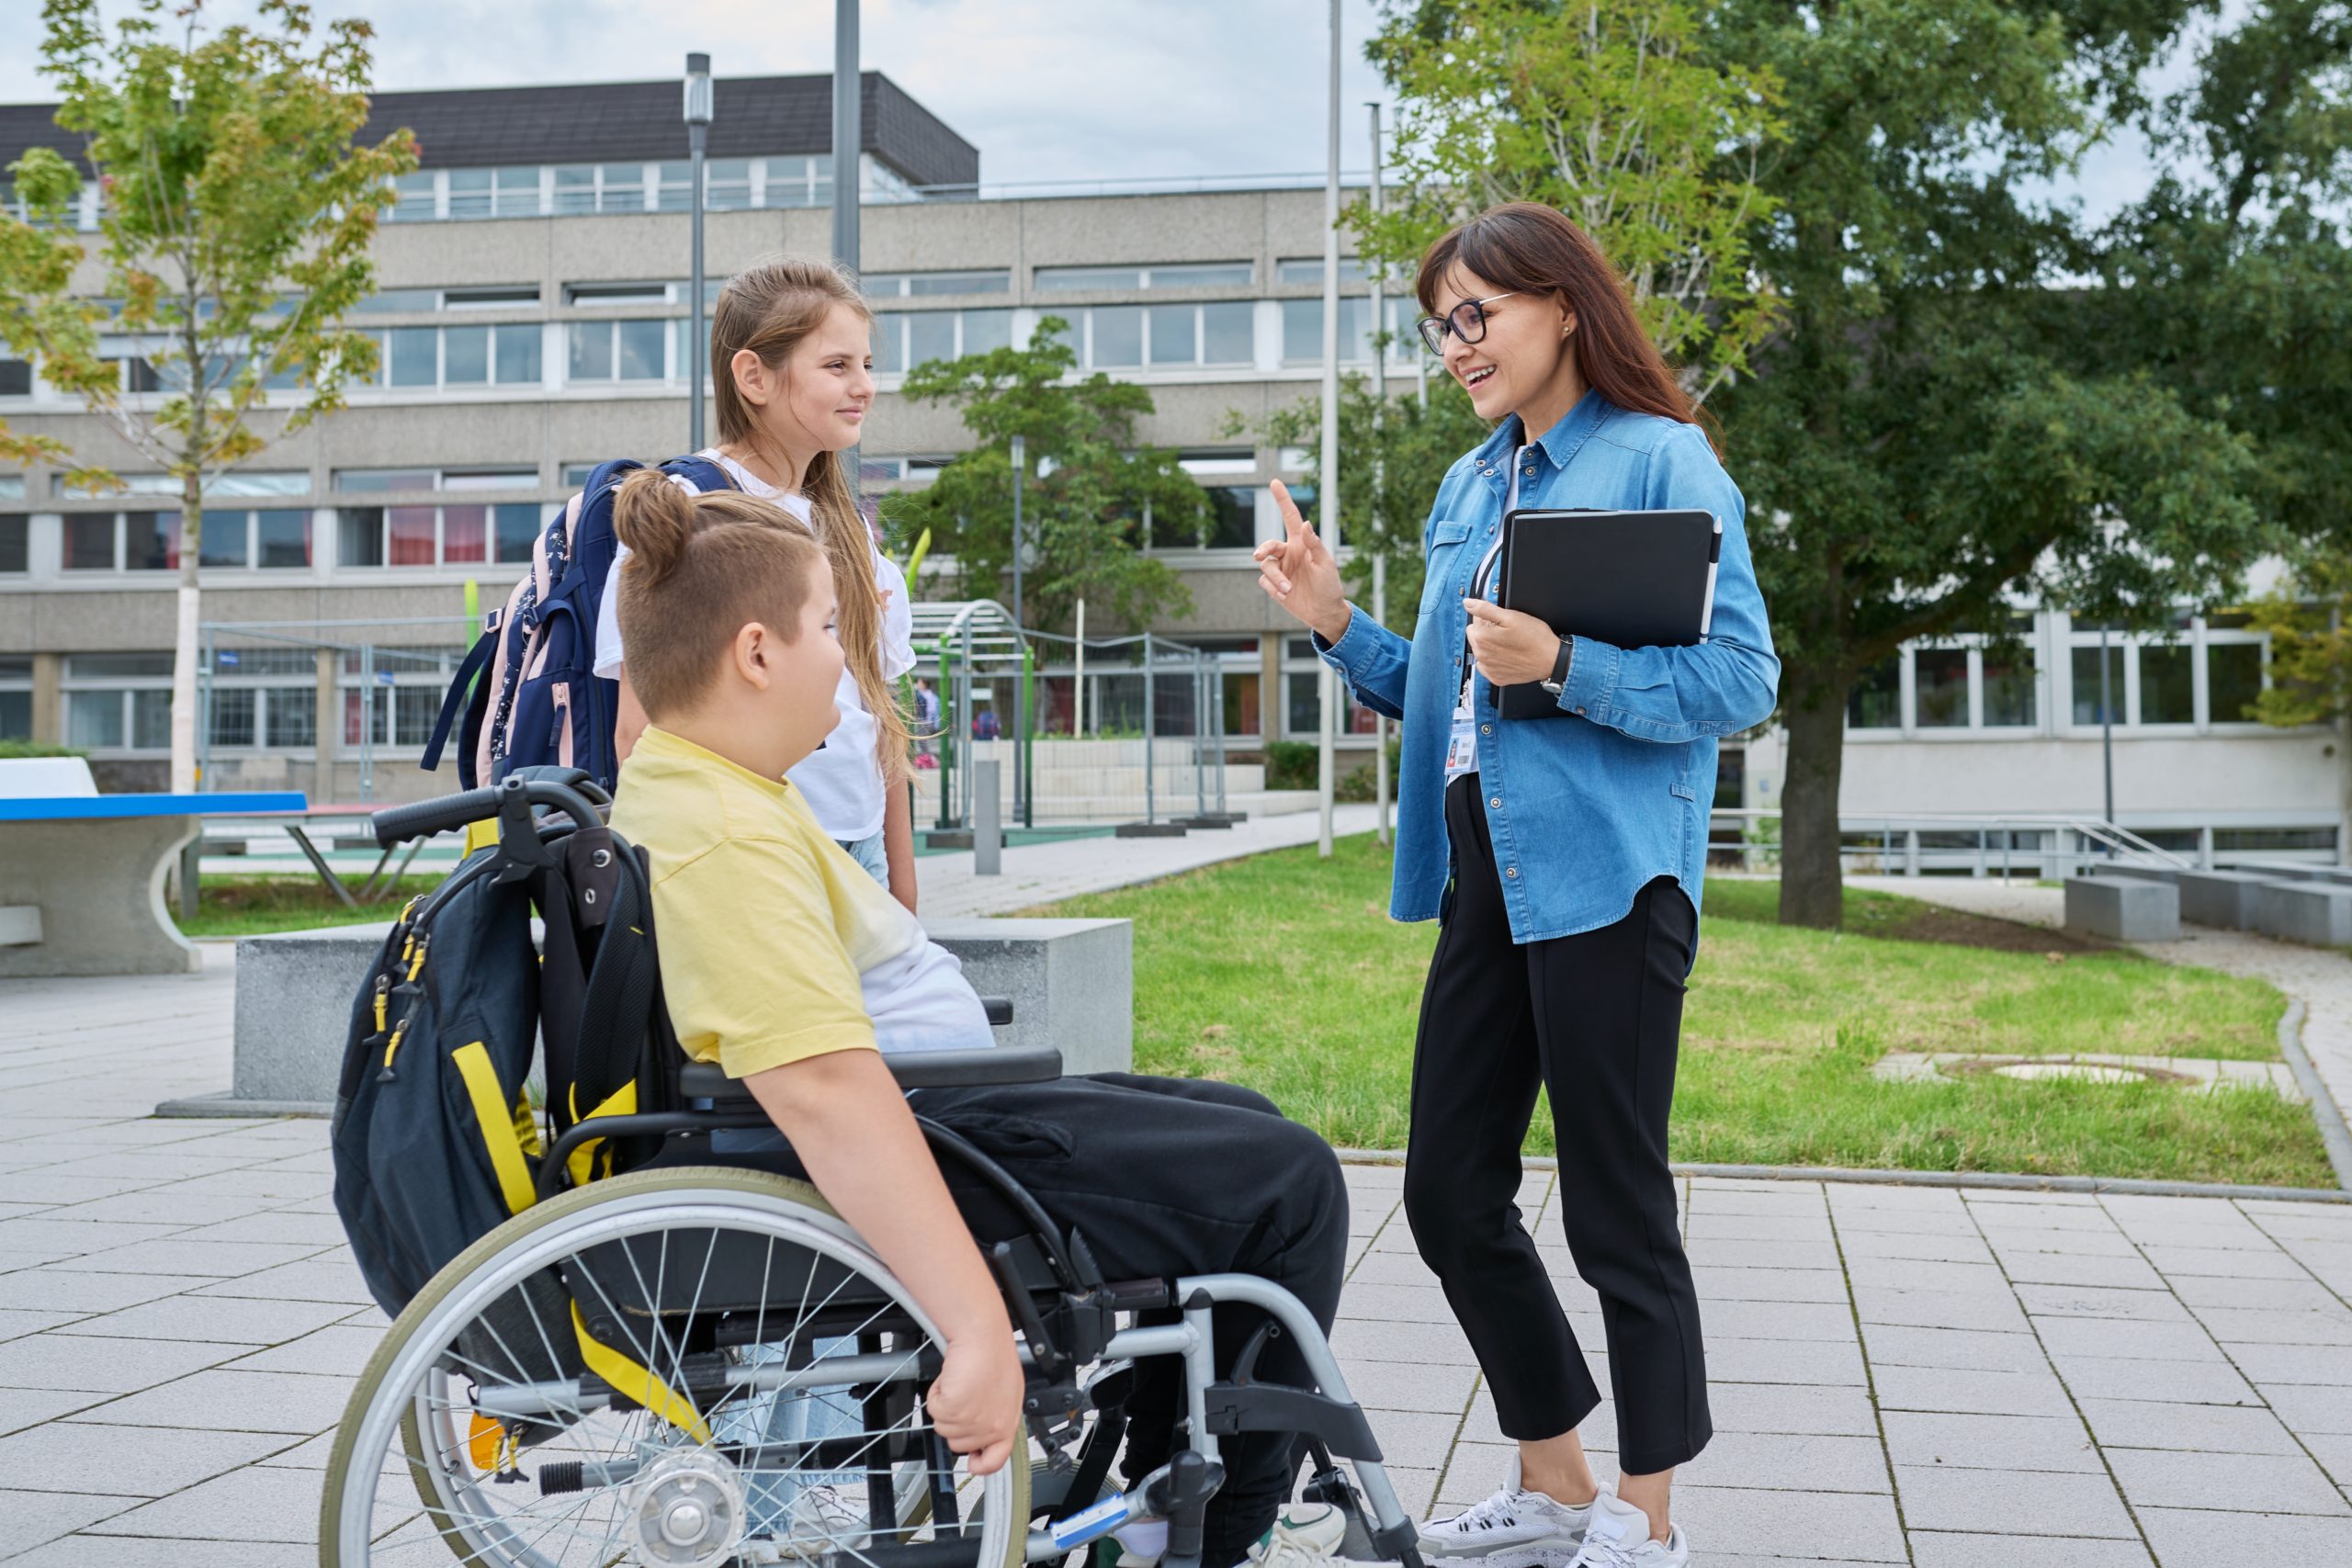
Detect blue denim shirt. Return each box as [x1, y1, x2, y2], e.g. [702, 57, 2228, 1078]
[1316, 390, 1780, 943]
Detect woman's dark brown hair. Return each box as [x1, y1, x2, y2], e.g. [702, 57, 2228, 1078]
[1416, 202, 1720, 455]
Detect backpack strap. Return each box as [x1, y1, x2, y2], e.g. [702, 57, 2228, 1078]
[421, 625, 501, 777]
[569, 834, 662, 1129]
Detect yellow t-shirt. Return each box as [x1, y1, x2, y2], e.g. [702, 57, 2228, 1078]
[609, 726, 980, 1078]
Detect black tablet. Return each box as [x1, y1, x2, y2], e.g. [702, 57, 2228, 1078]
[1489, 507, 1722, 719]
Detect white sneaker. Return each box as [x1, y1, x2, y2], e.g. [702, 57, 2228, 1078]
[1418, 1459, 1605, 1562]
[1565, 1492, 1684, 1568]
[1245, 1502, 1348, 1568]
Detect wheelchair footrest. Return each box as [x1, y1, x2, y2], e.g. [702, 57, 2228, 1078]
[1202, 1382, 1383, 1463]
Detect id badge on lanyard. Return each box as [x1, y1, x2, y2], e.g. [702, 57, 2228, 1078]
[1445, 526, 1510, 783]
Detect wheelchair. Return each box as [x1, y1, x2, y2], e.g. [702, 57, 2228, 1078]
[319, 774, 1426, 1568]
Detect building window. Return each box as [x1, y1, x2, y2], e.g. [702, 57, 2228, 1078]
[0, 357, 30, 397]
[0, 514, 26, 574]
[1275, 258, 1371, 286]
[192, 509, 313, 570]
[2139, 641, 2196, 725]
[447, 166, 541, 220]
[384, 168, 437, 222]
[1848, 658, 1901, 728]
[1281, 635, 1382, 739]
[333, 470, 542, 569]
[0, 657, 29, 741]
[1981, 647, 2037, 728]
[865, 269, 1012, 297]
[872, 310, 1014, 374]
[2216, 826, 2337, 855]
[1282, 296, 1411, 365]
[62, 652, 174, 751]
[2208, 640, 2265, 723]
[2070, 643, 2125, 727]
[340, 646, 466, 749]
[60, 511, 180, 571]
[205, 647, 318, 750]
[566, 319, 671, 382]
[356, 324, 541, 389]
[1913, 648, 1969, 728]
[554, 163, 649, 215]
[1035, 263, 1253, 291]
[706, 158, 754, 211]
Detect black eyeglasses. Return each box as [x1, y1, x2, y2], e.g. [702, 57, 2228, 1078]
[1416, 291, 1521, 354]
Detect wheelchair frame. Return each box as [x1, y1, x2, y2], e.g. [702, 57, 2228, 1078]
[342, 774, 1431, 1568]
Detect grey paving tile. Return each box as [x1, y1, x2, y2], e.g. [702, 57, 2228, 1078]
[1882, 1410, 2104, 1473]
[1690, 1266, 1849, 1304]
[2, 1176, 141, 1206]
[2305, 1430, 2352, 1491]
[158, 1210, 352, 1249]
[222, 1323, 390, 1377]
[2217, 1341, 2352, 1385]
[1842, 1257, 2013, 1295]
[65, 1367, 353, 1434]
[1684, 1213, 1836, 1243]
[2046, 1355, 2258, 1406]
[1341, 1406, 1459, 1470]
[1700, 1299, 1860, 1344]
[0, 1269, 209, 1314]
[2075, 1396, 2303, 1454]
[0, 1489, 138, 1559]
[80, 1462, 412, 1543]
[1331, 1317, 1481, 1367]
[2142, 1244, 2310, 1280]
[0, 1218, 187, 1258]
[2261, 1382, 2352, 1435]
[1706, 1382, 1882, 1438]
[1982, 1228, 2143, 1259]
[1872, 1365, 2077, 1418]
[1706, 1336, 1867, 1387]
[186, 1253, 377, 1305]
[1973, 1204, 2124, 1232]
[146, 1167, 330, 1200]
[62, 1237, 328, 1279]
[2018, 1284, 2192, 1323]
[2136, 1506, 2352, 1562]
[2033, 1317, 2224, 1363]
[0, 1387, 108, 1438]
[2104, 1218, 2278, 1252]
[2164, 1273, 2343, 1312]
[1853, 1285, 2030, 1334]
[0, 1420, 291, 1497]
[0, 1332, 250, 1394]
[1685, 1187, 1829, 1218]
[2192, 1304, 2352, 1346]
[1893, 1464, 2136, 1538]
[1861, 1324, 2053, 1375]
[1837, 1230, 1998, 1264]
[1679, 1239, 1843, 1270]
[64, 1293, 355, 1346]
[1336, 1357, 1479, 1416]
[1966, 1190, 2105, 1208]
[1347, 1249, 1442, 1288]
[1908, 1530, 2153, 1568]
[1675, 1430, 1891, 1495]
[0, 1534, 316, 1568]
[1668, 1483, 1907, 1562]
[1997, 1250, 2169, 1290]
[35, 1190, 282, 1227]
[2107, 1444, 2347, 1517]
[0, 1307, 91, 1342]
[1337, 1282, 1459, 1324]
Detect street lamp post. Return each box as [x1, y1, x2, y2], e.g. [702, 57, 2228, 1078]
[684, 53, 712, 453]
[1316, 0, 1341, 859]
[1367, 100, 1389, 850]
[1010, 433, 1026, 829]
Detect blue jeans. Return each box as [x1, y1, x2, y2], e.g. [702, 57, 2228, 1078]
[729, 829, 887, 1531]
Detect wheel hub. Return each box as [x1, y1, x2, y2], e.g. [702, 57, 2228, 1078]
[627, 1450, 745, 1568]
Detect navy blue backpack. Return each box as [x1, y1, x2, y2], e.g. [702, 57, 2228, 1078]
[424, 456, 734, 791]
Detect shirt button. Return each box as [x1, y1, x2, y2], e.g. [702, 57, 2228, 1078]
[1488, 795, 1501, 808]
[1523, 468, 1535, 478]
[1573, 706, 1586, 716]
[1505, 866, 1519, 879]
[1480, 724, 1492, 736]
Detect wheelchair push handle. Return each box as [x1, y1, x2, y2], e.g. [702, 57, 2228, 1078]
[371, 774, 607, 847]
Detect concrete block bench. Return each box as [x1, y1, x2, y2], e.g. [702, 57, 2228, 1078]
[2172, 869, 2276, 931]
[2254, 880, 2352, 947]
[157, 913, 1135, 1117]
[0, 760, 303, 978]
[2063, 875, 2180, 942]
[2094, 863, 2184, 885]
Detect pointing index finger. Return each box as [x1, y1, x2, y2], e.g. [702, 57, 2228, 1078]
[1270, 479, 1307, 536]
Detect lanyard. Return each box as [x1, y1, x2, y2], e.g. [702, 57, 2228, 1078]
[1457, 447, 1528, 698]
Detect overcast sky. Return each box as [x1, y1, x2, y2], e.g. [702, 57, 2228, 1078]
[0, 0, 2184, 218]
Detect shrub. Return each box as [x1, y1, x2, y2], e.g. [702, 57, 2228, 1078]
[0, 740, 84, 760]
[1263, 739, 1318, 790]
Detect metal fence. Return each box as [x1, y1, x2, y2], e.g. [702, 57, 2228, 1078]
[1704, 808, 2334, 878]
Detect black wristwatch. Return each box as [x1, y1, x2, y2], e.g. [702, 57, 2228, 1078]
[1539, 637, 1573, 695]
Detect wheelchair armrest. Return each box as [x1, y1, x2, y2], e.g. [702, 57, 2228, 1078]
[981, 995, 1013, 1026]
[676, 1044, 1063, 1105]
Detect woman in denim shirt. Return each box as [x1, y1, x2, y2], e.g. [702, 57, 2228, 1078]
[1257, 205, 1779, 1568]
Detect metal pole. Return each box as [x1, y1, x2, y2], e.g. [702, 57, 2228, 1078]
[959, 618, 974, 830]
[2099, 623, 2116, 831]
[1010, 434, 1025, 826]
[974, 760, 1001, 875]
[1194, 647, 1209, 821]
[1144, 633, 1157, 826]
[1316, 0, 1341, 859]
[359, 641, 376, 803]
[1073, 598, 1086, 739]
[1367, 100, 1390, 850]
[684, 53, 712, 453]
[1021, 639, 1035, 829]
[831, 1, 860, 267]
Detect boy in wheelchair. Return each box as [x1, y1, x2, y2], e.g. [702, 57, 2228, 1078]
[601, 472, 1356, 1568]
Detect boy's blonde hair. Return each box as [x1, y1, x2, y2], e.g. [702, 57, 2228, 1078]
[712, 256, 910, 779]
[611, 468, 827, 718]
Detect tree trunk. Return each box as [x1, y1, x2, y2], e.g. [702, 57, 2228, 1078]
[1777, 672, 1848, 929]
[170, 479, 201, 794]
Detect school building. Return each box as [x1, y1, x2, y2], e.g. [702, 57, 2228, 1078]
[0, 73, 2329, 860]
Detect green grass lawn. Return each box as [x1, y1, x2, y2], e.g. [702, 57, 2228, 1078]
[1035, 837, 2330, 1188]
[177, 875, 440, 940]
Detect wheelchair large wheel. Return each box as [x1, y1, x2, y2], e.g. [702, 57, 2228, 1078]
[321, 1167, 1029, 1568]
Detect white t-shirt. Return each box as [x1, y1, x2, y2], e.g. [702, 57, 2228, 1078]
[594, 451, 916, 842]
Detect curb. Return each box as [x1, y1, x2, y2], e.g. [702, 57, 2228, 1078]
[1332, 1149, 2352, 1205]
[2273, 997, 2352, 1192]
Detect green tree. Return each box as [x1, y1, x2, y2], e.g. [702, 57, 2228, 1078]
[1710, 0, 2285, 928]
[0, 0, 416, 791]
[885, 320, 1197, 635]
[1359, 0, 1784, 403]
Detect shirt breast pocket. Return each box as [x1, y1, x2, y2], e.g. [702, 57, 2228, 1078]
[1418, 521, 1475, 616]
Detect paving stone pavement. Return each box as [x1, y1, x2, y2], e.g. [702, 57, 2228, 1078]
[5, 952, 2352, 1565]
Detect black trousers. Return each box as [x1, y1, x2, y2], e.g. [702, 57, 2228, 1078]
[721, 1073, 1349, 1567]
[1404, 777, 1710, 1476]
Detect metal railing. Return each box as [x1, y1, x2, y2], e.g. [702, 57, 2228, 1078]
[1708, 808, 2199, 881]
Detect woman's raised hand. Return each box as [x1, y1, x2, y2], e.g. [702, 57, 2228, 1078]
[1253, 480, 1351, 644]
